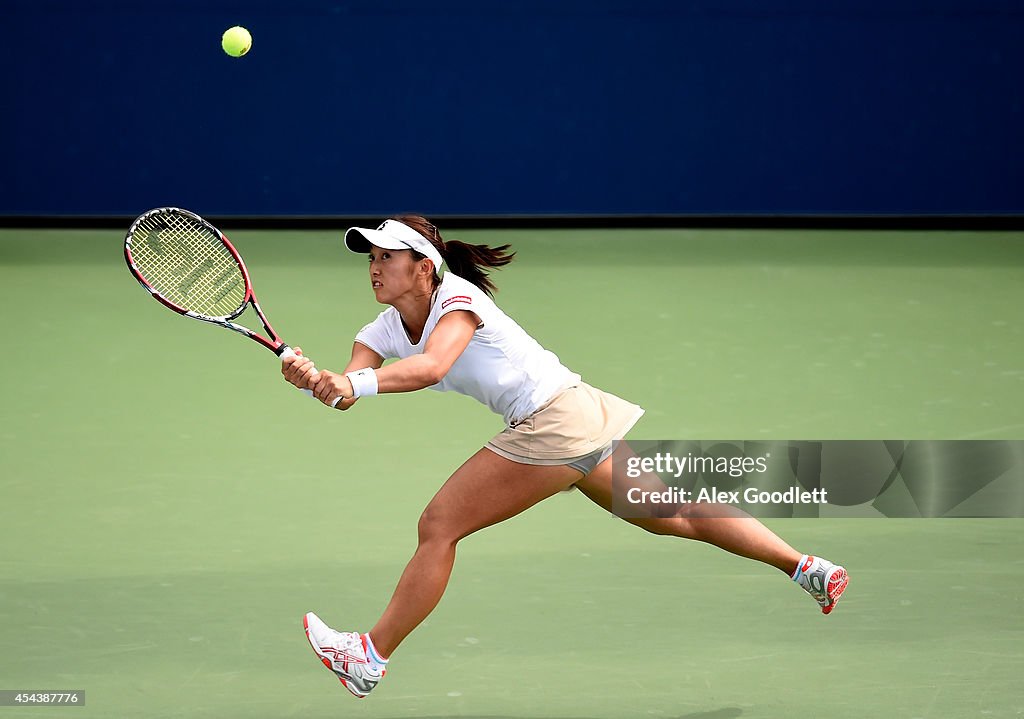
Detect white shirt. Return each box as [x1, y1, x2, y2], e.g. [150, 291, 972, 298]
[354, 272, 580, 425]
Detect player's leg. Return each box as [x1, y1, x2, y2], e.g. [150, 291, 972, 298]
[573, 455, 848, 613]
[574, 455, 801, 571]
[368, 448, 580, 657]
[306, 448, 579, 696]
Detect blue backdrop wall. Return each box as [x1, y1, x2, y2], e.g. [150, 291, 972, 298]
[3, 0, 1022, 217]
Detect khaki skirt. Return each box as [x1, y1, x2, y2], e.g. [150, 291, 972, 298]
[486, 383, 645, 466]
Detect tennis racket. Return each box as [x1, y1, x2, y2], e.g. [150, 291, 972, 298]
[124, 206, 333, 405]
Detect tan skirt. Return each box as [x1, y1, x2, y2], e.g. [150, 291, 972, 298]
[486, 382, 645, 466]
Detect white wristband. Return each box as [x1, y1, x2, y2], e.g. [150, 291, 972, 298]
[345, 367, 379, 398]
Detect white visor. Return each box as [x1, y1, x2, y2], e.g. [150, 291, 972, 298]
[344, 219, 444, 274]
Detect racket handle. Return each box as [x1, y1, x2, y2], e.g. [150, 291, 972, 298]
[278, 345, 318, 399]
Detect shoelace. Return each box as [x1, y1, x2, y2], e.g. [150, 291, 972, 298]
[326, 630, 365, 656]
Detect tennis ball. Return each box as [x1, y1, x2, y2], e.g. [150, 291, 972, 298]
[221, 26, 252, 57]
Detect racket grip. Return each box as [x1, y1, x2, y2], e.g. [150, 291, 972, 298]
[278, 345, 318, 399]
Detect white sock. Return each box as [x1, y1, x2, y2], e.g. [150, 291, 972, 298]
[363, 633, 388, 666]
[791, 554, 813, 581]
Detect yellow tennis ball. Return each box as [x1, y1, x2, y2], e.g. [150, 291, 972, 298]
[221, 26, 252, 57]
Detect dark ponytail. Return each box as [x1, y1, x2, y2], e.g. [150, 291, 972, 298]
[391, 214, 515, 298]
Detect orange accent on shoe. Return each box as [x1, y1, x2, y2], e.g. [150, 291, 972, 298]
[821, 568, 849, 615]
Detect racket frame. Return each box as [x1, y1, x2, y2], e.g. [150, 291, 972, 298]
[124, 207, 291, 356]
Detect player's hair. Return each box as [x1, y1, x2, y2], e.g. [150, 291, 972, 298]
[391, 214, 515, 298]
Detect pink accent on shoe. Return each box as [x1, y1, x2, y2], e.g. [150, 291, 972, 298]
[821, 566, 849, 615]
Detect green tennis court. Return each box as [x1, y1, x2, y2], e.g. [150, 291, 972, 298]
[1, 228, 1022, 718]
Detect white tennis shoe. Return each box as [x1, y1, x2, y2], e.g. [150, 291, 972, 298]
[792, 555, 849, 615]
[303, 612, 386, 698]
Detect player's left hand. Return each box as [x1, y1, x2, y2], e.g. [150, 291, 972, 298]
[309, 370, 354, 408]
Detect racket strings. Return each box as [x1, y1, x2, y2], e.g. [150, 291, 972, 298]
[131, 212, 247, 318]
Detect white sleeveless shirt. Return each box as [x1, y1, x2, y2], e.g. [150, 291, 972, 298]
[354, 272, 580, 426]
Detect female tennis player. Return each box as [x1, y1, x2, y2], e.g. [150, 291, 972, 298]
[282, 215, 848, 698]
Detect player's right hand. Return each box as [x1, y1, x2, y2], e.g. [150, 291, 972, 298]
[281, 346, 317, 390]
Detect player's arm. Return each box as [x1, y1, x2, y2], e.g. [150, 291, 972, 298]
[282, 342, 384, 410]
[308, 311, 477, 405]
[375, 310, 477, 391]
[334, 342, 386, 410]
